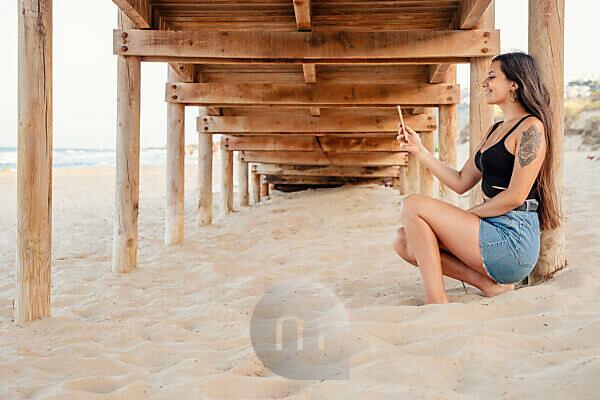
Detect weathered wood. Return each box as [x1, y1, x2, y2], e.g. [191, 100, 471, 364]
[168, 63, 195, 83]
[114, 29, 499, 63]
[302, 64, 316, 83]
[220, 139, 234, 213]
[460, 0, 495, 29]
[237, 152, 249, 207]
[167, 82, 460, 106]
[199, 113, 434, 133]
[407, 152, 419, 194]
[113, 13, 141, 274]
[254, 164, 400, 178]
[197, 131, 213, 226]
[429, 64, 452, 84]
[223, 135, 407, 152]
[265, 175, 390, 185]
[293, 0, 312, 31]
[399, 165, 409, 194]
[165, 68, 185, 245]
[309, 107, 321, 117]
[250, 166, 261, 204]
[240, 151, 407, 166]
[469, 3, 495, 208]
[528, 0, 566, 283]
[260, 175, 270, 199]
[16, 0, 53, 322]
[438, 65, 458, 205]
[112, 0, 151, 28]
[419, 130, 435, 197]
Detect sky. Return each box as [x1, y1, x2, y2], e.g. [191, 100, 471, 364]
[0, 1, 598, 149]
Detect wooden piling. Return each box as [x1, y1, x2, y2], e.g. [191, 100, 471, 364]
[220, 138, 234, 213]
[16, 0, 53, 322]
[165, 67, 185, 245]
[528, 0, 566, 283]
[438, 66, 458, 205]
[113, 12, 141, 274]
[237, 152, 249, 206]
[251, 165, 261, 204]
[197, 129, 213, 226]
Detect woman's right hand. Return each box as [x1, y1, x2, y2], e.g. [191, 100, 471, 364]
[396, 122, 423, 156]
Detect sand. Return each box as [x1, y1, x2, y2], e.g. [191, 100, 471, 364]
[1, 143, 600, 399]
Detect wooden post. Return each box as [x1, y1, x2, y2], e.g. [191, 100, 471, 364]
[16, 0, 52, 322]
[113, 12, 141, 274]
[166, 67, 185, 245]
[260, 175, 270, 199]
[468, 3, 495, 208]
[398, 166, 409, 195]
[419, 130, 434, 197]
[251, 165, 261, 204]
[197, 129, 213, 226]
[438, 66, 458, 205]
[237, 151, 249, 206]
[220, 138, 234, 214]
[528, 0, 566, 283]
[407, 153, 420, 195]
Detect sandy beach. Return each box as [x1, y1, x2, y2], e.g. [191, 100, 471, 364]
[1, 142, 600, 399]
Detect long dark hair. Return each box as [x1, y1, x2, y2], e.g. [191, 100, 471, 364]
[492, 51, 562, 231]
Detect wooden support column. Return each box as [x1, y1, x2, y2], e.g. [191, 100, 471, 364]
[250, 164, 261, 204]
[419, 130, 434, 197]
[16, 0, 52, 322]
[197, 128, 213, 226]
[438, 66, 458, 205]
[165, 67, 185, 245]
[399, 166, 409, 195]
[220, 138, 234, 214]
[528, 0, 566, 283]
[407, 154, 420, 195]
[468, 2, 495, 207]
[260, 175, 270, 199]
[113, 12, 141, 274]
[237, 151, 249, 207]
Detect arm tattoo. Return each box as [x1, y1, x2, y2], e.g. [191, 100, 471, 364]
[518, 125, 541, 167]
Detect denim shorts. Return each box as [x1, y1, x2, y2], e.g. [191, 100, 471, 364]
[479, 210, 541, 284]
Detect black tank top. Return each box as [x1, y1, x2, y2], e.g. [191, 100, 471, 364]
[474, 114, 540, 201]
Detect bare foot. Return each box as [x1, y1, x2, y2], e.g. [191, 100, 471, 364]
[480, 283, 515, 298]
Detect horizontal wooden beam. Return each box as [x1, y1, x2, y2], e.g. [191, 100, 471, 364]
[168, 63, 195, 83]
[253, 164, 400, 178]
[265, 175, 391, 185]
[167, 82, 459, 106]
[114, 29, 499, 63]
[240, 151, 407, 166]
[199, 113, 434, 133]
[461, 0, 495, 29]
[224, 135, 405, 152]
[112, 0, 151, 28]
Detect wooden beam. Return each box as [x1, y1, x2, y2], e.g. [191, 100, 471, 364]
[113, 12, 141, 274]
[293, 0, 312, 31]
[199, 113, 434, 133]
[239, 151, 407, 166]
[167, 82, 460, 107]
[528, 0, 566, 283]
[114, 29, 499, 63]
[429, 64, 453, 83]
[303, 64, 316, 83]
[254, 164, 400, 178]
[112, 0, 151, 29]
[16, 0, 53, 322]
[236, 152, 249, 207]
[223, 135, 405, 152]
[220, 139, 234, 214]
[265, 175, 390, 185]
[250, 166, 261, 204]
[168, 63, 195, 83]
[461, 0, 495, 29]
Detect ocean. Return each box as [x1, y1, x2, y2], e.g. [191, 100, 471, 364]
[0, 147, 199, 171]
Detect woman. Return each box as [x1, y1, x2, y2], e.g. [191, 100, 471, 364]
[392, 51, 562, 304]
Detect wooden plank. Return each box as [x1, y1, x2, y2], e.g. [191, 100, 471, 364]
[429, 64, 452, 83]
[220, 140, 234, 213]
[239, 151, 407, 166]
[236, 152, 249, 206]
[114, 29, 499, 62]
[17, 0, 53, 322]
[460, 0, 494, 29]
[265, 175, 390, 185]
[293, 0, 312, 31]
[254, 164, 400, 178]
[223, 135, 405, 152]
[112, 0, 151, 28]
[197, 131, 213, 226]
[199, 113, 434, 133]
[167, 82, 460, 106]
